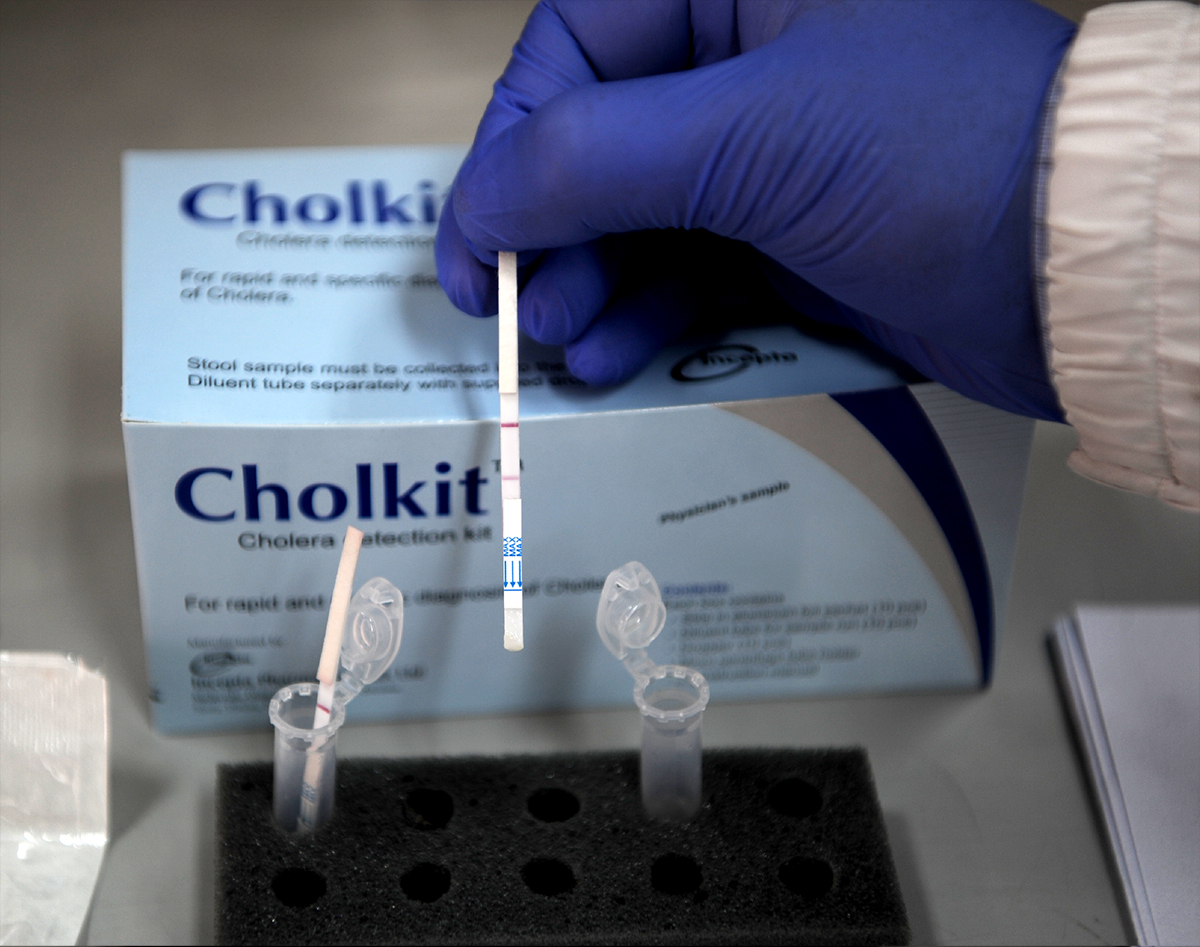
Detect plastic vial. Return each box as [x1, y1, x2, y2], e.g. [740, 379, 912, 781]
[597, 561, 711, 822]
[269, 682, 346, 833]
[635, 665, 710, 822]
[267, 577, 403, 833]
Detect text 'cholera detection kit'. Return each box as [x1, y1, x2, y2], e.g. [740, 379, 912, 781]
[122, 147, 1034, 734]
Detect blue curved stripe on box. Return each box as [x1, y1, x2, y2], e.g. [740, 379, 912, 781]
[831, 388, 994, 684]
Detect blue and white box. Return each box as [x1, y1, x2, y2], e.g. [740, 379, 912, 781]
[122, 146, 1034, 733]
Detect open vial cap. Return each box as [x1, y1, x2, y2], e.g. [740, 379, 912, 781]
[335, 577, 404, 702]
[596, 561, 667, 661]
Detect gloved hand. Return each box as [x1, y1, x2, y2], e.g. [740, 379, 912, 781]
[436, 0, 1076, 420]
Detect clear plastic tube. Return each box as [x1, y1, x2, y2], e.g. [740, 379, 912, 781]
[634, 665, 709, 821]
[269, 683, 346, 832]
[597, 562, 710, 822]
[268, 577, 402, 833]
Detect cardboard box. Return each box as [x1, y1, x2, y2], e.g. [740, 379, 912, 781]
[123, 147, 1033, 733]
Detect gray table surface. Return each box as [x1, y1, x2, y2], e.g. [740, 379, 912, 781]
[2, 2, 1197, 944]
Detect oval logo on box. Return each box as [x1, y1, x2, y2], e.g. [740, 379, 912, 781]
[671, 344, 798, 382]
[190, 651, 252, 678]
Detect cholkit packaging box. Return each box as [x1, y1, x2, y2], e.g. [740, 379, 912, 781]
[123, 147, 1034, 734]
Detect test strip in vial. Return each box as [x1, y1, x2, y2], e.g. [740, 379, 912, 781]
[498, 251, 523, 651]
[299, 525, 362, 830]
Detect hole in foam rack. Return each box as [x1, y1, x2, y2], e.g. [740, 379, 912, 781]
[527, 787, 580, 823]
[400, 862, 452, 903]
[767, 777, 822, 819]
[403, 788, 453, 829]
[778, 857, 835, 899]
[271, 867, 327, 908]
[521, 858, 576, 896]
[651, 853, 702, 896]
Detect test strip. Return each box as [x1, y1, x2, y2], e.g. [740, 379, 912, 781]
[498, 251, 523, 651]
[314, 524, 364, 725]
[298, 524, 363, 831]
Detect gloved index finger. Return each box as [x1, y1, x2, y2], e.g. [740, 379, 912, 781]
[473, 0, 694, 148]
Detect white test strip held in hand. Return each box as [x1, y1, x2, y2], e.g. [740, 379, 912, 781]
[297, 524, 363, 831]
[498, 251, 523, 651]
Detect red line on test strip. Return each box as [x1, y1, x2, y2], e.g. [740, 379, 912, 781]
[316, 703, 330, 714]
[501, 422, 519, 428]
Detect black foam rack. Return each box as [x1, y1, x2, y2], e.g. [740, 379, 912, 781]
[216, 748, 909, 945]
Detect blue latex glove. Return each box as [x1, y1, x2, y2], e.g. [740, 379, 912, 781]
[436, 0, 1076, 420]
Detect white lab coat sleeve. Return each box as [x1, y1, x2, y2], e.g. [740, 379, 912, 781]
[1045, 0, 1199, 512]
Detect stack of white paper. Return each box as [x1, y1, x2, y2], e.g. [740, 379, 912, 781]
[1052, 604, 1199, 947]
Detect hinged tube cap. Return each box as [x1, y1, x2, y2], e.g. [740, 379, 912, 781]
[596, 561, 666, 661]
[336, 577, 404, 704]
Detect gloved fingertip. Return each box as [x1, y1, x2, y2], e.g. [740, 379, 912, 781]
[439, 267, 498, 318]
[562, 272, 698, 385]
[455, 207, 544, 269]
[563, 318, 661, 385]
[564, 342, 637, 387]
[520, 294, 557, 343]
[435, 206, 498, 316]
[518, 241, 619, 345]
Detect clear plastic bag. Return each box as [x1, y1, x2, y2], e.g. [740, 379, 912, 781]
[0, 653, 108, 946]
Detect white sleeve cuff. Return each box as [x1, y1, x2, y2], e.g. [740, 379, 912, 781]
[1045, 1, 1199, 512]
